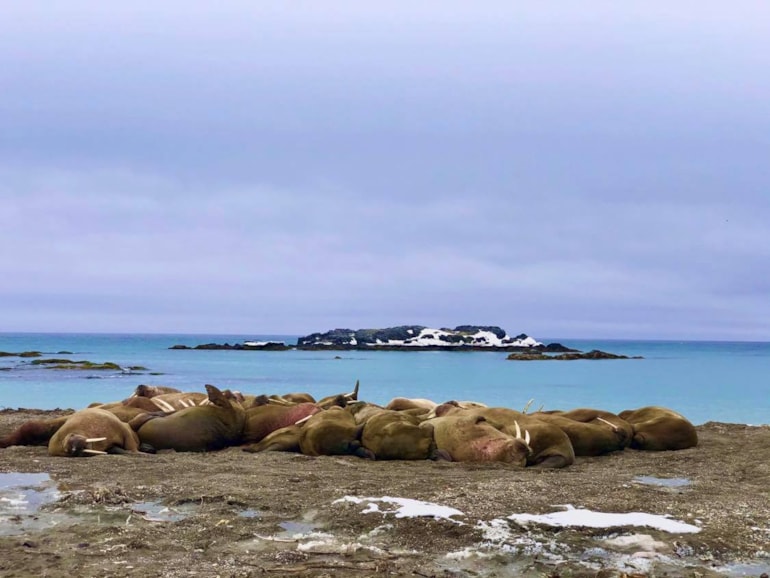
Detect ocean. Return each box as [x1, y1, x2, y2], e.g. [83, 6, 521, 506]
[1, 333, 768, 426]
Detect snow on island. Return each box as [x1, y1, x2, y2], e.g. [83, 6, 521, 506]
[296, 325, 558, 351]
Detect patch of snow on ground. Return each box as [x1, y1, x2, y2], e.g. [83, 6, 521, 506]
[334, 496, 464, 523]
[508, 505, 701, 534]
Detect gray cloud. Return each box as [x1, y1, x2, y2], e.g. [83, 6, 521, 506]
[1, 3, 768, 338]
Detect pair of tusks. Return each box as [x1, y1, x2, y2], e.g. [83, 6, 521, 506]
[83, 437, 108, 455]
[521, 399, 544, 414]
[513, 420, 531, 446]
[595, 416, 619, 431]
[150, 397, 199, 413]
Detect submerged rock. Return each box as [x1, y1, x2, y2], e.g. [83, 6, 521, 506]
[507, 349, 642, 361]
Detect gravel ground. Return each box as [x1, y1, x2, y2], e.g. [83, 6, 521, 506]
[2, 409, 770, 577]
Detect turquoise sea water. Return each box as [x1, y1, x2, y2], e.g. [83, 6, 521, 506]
[1, 333, 768, 425]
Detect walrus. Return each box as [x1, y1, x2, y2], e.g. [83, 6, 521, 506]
[48, 408, 140, 457]
[242, 425, 303, 453]
[298, 406, 373, 458]
[547, 408, 634, 449]
[440, 406, 575, 468]
[131, 385, 182, 398]
[90, 401, 162, 423]
[241, 402, 321, 444]
[316, 380, 360, 409]
[0, 413, 73, 448]
[384, 397, 438, 412]
[360, 410, 443, 460]
[427, 413, 531, 465]
[530, 411, 629, 456]
[618, 406, 698, 451]
[131, 384, 246, 452]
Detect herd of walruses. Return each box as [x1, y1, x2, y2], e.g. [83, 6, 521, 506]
[0, 381, 698, 466]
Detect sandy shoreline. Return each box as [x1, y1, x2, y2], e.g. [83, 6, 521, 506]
[2, 410, 770, 577]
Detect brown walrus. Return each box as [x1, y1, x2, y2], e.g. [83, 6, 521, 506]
[131, 385, 182, 398]
[131, 384, 246, 452]
[360, 410, 442, 460]
[242, 425, 303, 453]
[618, 406, 698, 451]
[298, 406, 373, 458]
[548, 408, 634, 449]
[0, 413, 73, 448]
[241, 402, 321, 444]
[48, 408, 140, 457]
[427, 413, 531, 465]
[530, 410, 631, 456]
[384, 397, 438, 412]
[435, 405, 575, 468]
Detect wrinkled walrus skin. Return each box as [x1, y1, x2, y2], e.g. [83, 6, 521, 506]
[48, 408, 140, 457]
[427, 413, 530, 465]
[436, 405, 575, 469]
[360, 410, 436, 460]
[132, 384, 246, 452]
[619, 406, 698, 451]
[299, 407, 372, 458]
[241, 403, 321, 444]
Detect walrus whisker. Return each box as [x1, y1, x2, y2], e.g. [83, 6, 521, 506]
[82, 449, 108, 455]
[85, 437, 108, 443]
[596, 417, 619, 431]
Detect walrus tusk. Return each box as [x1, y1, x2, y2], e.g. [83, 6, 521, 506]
[85, 437, 107, 443]
[514, 420, 522, 439]
[82, 449, 108, 455]
[521, 399, 534, 414]
[344, 379, 360, 400]
[525, 429, 531, 446]
[596, 417, 619, 431]
[294, 415, 314, 425]
[151, 398, 176, 413]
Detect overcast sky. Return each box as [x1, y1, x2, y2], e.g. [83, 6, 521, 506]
[1, 2, 768, 340]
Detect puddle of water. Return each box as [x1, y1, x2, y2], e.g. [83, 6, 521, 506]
[238, 509, 262, 519]
[131, 501, 197, 523]
[0, 473, 60, 513]
[633, 476, 691, 488]
[719, 561, 770, 577]
[0, 472, 63, 536]
[278, 520, 319, 538]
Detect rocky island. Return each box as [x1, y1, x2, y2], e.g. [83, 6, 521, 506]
[295, 325, 575, 352]
[169, 325, 636, 358]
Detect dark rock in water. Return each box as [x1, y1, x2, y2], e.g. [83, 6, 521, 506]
[28, 358, 129, 370]
[507, 349, 642, 361]
[537, 342, 579, 353]
[0, 351, 42, 358]
[169, 341, 290, 351]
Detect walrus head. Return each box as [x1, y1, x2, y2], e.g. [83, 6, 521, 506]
[63, 434, 109, 457]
